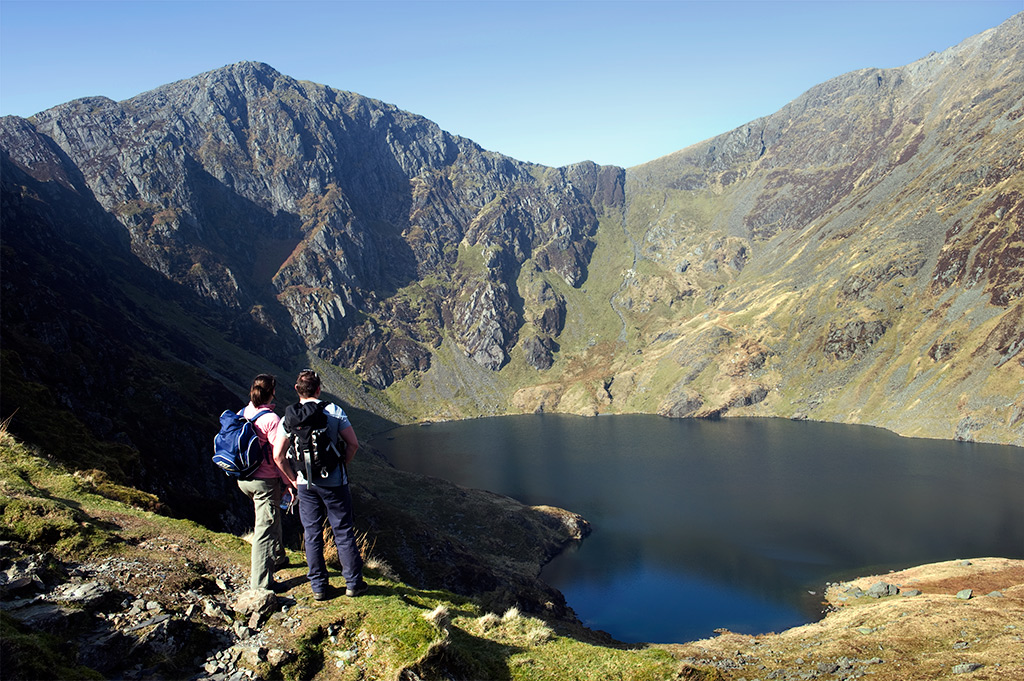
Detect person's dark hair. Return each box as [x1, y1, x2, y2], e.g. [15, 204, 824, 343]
[250, 374, 276, 407]
[295, 369, 321, 398]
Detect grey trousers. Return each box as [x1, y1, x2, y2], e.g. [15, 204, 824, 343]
[237, 477, 286, 590]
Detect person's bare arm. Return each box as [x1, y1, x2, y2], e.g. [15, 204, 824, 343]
[273, 429, 297, 488]
[339, 426, 359, 464]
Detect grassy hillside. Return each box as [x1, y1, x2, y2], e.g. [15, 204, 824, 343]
[0, 427, 685, 681]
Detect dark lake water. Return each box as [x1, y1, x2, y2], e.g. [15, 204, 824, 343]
[369, 415, 1024, 644]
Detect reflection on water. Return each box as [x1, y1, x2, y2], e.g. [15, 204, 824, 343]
[371, 415, 1024, 644]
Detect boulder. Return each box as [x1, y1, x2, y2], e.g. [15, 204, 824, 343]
[230, 589, 278, 628]
[866, 581, 900, 598]
[52, 580, 119, 609]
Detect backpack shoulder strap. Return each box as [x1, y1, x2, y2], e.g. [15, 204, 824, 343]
[237, 407, 273, 422]
[282, 402, 305, 432]
[249, 408, 274, 423]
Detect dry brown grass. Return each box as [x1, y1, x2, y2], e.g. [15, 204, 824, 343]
[662, 557, 1024, 680]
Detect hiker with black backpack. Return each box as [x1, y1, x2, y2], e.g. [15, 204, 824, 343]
[272, 368, 368, 601]
[233, 374, 293, 592]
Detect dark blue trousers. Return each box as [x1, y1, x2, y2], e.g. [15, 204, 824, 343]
[296, 482, 363, 593]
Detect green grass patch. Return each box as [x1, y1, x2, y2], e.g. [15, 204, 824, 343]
[0, 427, 249, 564]
[0, 493, 120, 557]
[454, 241, 490, 278]
[0, 432, 123, 558]
[276, 592, 681, 681]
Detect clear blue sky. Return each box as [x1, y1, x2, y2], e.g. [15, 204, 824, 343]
[1, 1, 1020, 168]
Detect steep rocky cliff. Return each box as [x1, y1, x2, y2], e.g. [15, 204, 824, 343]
[4, 64, 616, 387]
[1, 14, 1021, 532]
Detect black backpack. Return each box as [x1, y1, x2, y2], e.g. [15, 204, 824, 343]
[283, 401, 342, 483]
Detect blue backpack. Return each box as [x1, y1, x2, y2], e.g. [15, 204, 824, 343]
[212, 408, 274, 478]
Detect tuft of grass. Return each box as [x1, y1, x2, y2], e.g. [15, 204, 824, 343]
[526, 622, 555, 646]
[356, 528, 398, 580]
[423, 603, 452, 632]
[477, 612, 501, 631]
[72, 468, 167, 514]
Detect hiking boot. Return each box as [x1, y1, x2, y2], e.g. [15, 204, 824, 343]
[312, 587, 334, 601]
[345, 580, 368, 598]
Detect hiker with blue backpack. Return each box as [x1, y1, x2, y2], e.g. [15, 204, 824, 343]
[218, 374, 295, 592]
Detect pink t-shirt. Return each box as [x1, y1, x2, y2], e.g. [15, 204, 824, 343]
[242, 402, 284, 481]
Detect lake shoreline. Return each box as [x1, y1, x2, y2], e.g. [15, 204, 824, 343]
[371, 414, 1024, 644]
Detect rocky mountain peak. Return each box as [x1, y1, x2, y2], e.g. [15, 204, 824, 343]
[4, 56, 615, 393]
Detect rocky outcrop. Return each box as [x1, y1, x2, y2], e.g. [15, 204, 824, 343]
[450, 275, 519, 371]
[351, 450, 591, 619]
[658, 387, 704, 419]
[823, 320, 891, 361]
[521, 335, 556, 371]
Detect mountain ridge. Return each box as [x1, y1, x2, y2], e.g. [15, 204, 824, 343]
[600, 13, 1022, 443]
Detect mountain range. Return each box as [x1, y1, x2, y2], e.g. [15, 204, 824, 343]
[1, 14, 1022, 527]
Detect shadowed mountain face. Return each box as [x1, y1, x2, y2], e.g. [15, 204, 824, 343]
[3, 64, 613, 384]
[1, 12, 1021, 525]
